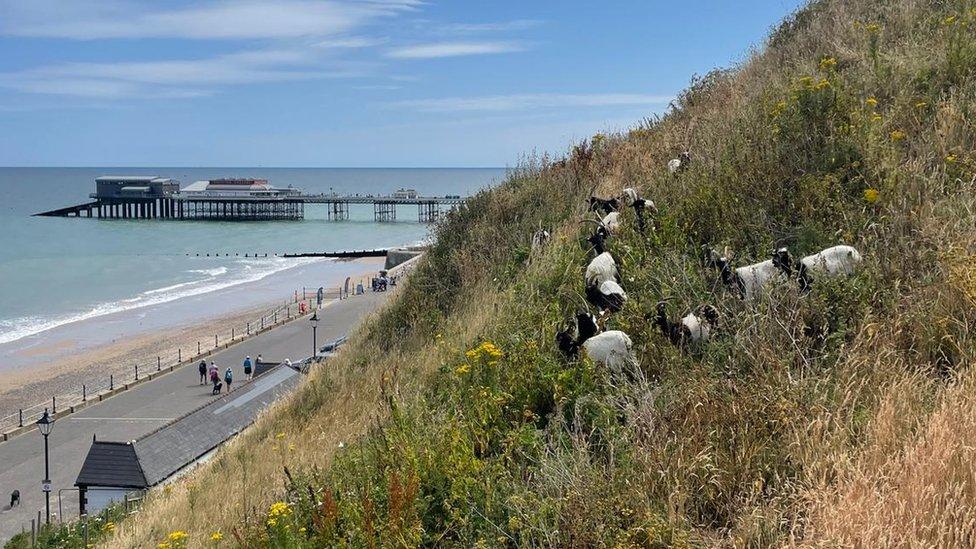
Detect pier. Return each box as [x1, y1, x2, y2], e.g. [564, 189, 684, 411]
[33, 176, 466, 223]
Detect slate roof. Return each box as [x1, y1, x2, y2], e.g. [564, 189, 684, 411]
[75, 441, 148, 489]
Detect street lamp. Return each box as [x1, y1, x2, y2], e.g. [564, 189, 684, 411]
[36, 408, 54, 525]
[310, 313, 319, 360]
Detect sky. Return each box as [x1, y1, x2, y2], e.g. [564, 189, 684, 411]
[0, 0, 806, 167]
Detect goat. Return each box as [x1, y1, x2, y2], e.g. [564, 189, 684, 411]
[555, 312, 635, 375]
[706, 247, 786, 300]
[588, 196, 620, 215]
[530, 228, 551, 254]
[601, 211, 622, 234]
[586, 226, 609, 255]
[585, 279, 627, 314]
[667, 151, 691, 174]
[585, 251, 620, 287]
[620, 187, 657, 234]
[773, 245, 862, 292]
[653, 301, 719, 348]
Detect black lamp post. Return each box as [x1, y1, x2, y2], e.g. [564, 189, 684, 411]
[310, 313, 319, 359]
[36, 409, 54, 525]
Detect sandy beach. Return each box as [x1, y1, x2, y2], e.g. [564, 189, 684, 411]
[0, 256, 385, 422]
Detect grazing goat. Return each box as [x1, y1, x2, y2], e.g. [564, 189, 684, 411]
[667, 151, 691, 174]
[586, 251, 620, 287]
[588, 196, 620, 215]
[773, 245, 862, 291]
[586, 279, 627, 314]
[556, 312, 635, 375]
[620, 187, 657, 234]
[710, 250, 784, 300]
[530, 228, 551, 254]
[601, 211, 622, 234]
[653, 301, 719, 348]
[586, 226, 609, 254]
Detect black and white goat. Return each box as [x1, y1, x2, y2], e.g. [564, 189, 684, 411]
[772, 245, 862, 292]
[530, 227, 551, 254]
[588, 195, 620, 215]
[586, 278, 627, 314]
[707, 248, 786, 300]
[653, 301, 719, 348]
[556, 312, 635, 375]
[667, 151, 691, 175]
[586, 251, 620, 287]
[620, 187, 657, 234]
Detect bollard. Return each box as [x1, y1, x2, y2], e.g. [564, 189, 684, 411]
[247, 322, 250, 335]
[178, 348, 182, 362]
[19, 409, 23, 427]
[83, 385, 87, 402]
[135, 364, 139, 380]
[198, 341, 201, 354]
[110, 374, 114, 390]
[287, 306, 290, 319]
[214, 334, 218, 348]
[53, 396, 57, 414]
[157, 356, 161, 371]
[232, 327, 235, 340]
[274, 312, 278, 324]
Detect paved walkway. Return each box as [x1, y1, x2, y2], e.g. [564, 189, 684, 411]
[0, 292, 388, 542]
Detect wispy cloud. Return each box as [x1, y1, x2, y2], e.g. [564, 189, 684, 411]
[390, 93, 674, 112]
[0, 0, 421, 40]
[386, 41, 525, 59]
[0, 49, 361, 98]
[440, 19, 541, 34]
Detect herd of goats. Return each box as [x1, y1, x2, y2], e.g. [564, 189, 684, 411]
[529, 152, 864, 376]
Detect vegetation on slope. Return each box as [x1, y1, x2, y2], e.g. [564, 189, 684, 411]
[92, 0, 976, 546]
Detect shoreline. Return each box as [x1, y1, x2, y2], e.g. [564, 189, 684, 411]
[0, 256, 385, 422]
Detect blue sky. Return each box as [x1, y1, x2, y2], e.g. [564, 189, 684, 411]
[0, 0, 805, 167]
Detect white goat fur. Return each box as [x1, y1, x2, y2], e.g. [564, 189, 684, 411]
[680, 313, 710, 342]
[530, 229, 551, 253]
[598, 279, 627, 299]
[734, 259, 783, 300]
[800, 245, 862, 277]
[601, 211, 621, 234]
[585, 252, 618, 286]
[667, 158, 683, 174]
[582, 330, 634, 373]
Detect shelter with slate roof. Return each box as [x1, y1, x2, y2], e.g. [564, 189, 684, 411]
[75, 440, 147, 515]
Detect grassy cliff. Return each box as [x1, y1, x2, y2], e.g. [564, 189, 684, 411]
[89, 0, 976, 546]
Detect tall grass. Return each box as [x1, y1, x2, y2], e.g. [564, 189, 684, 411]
[88, 0, 976, 546]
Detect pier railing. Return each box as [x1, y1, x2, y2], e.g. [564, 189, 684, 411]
[0, 283, 366, 439]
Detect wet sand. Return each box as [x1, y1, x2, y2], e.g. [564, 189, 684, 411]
[0, 256, 384, 421]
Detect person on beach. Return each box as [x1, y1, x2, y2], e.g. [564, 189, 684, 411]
[224, 367, 233, 392]
[198, 360, 207, 385]
[243, 356, 253, 380]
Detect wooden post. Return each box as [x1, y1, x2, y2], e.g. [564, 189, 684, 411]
[198, 341, 201, 354]
[82, 385, 86, 402]
[214, 334, 218, 348]
[52, 396, 56, 414]
[178, 348, 182, 362]
[157, 356, 161, 371]
[135, 364, 139, 380]
[18, 409, 22, 427]
[110, 374, 114, 390]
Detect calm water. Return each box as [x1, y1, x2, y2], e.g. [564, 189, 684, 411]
[0, 167, 505, 345]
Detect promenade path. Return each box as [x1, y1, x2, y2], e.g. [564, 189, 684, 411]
[0, 292, 388, 542]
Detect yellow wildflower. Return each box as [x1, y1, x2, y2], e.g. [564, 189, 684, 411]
[871, 112, 883, 123]
[814, 78, 831, 90]
[863, 188, 880, 203]
[168, 531, 188, 543]
[158, 543, 171, 549]
[915, 101, 928, 109]
[866, 97, 878, 107]
[944, 15, 957, 26]
[103, 522, 116, 534]
[890, 130, 907, 141]
[275, 432, 285, 439]
[455, 363, 471, 375]
[819, 57, 837, 71]
[267, 517, 278, 527]
[946, 154, 957, 163]
[269, 501, 292, 517]
[211, 531, 224, 542]
[865, 23, 881, 34]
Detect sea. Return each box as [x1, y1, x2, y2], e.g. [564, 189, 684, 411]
[0, 167, 505, 351]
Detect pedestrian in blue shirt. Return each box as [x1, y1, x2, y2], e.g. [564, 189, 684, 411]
[243, 355, 253, 380]
[224, 367, 233, 392]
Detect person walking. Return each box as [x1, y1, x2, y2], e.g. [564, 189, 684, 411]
[209, 361, 219, 385]
[243, 355, 253, 380]
[224, 367, 233, 392]
[198, 360, 207, 385]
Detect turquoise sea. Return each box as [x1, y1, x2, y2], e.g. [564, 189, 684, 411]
[0, 167, 505, 347]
